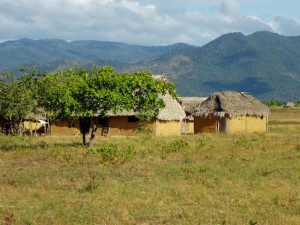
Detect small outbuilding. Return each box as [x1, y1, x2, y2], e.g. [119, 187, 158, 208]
[50, 93, 186, 136]
[285, 102, 295, 108]
[192, 91, 269, 133]
[179, 97, 207, 134]
[100, 93, 186, 136]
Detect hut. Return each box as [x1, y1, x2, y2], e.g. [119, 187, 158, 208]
[179, 97, 207, 134]
[50, 119, 81, 136]
[49, 74, 186, 136]
[49, 93, 186, 137]
[285, 102, 295, 108]
[192, 91, 269, 133]
[98, 93, 186, 136]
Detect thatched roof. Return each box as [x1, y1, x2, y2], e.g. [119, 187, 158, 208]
[192, 91, 269, 118]
[105, 109, 135, 117]
[157, 93, 186, 121]
[106, 93, 186, 121]
[179, 97, 208, 113]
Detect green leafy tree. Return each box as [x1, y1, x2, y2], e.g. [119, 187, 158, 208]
[38, 66, 176, 145]
[0, 68, 40, 135]
[17, 68, 42, 135]
[265, 100, 284, 107]
[0, 72, 11, 134]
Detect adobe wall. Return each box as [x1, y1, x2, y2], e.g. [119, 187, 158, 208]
[155, 120, 182, 136]
[229, 116, 267, 133]
[194, 116, 218, 133]
[181, 120, 194, 134]
[108, 116, 155, 136]
[50, 119, 81, 136]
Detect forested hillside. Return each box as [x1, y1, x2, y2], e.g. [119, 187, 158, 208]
[0, 38, 190, 71]
[1, 31, 300, 101]
[127, 31, 300, 101]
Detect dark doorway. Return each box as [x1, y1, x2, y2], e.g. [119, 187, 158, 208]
[219, 118, 229, 132]
[98, 117, 109, 136]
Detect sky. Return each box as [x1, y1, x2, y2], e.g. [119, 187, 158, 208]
[0, 0, 300, 46]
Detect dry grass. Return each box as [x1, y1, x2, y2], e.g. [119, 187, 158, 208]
[269, 108, 300, 122]
[0, 109, 299, 225]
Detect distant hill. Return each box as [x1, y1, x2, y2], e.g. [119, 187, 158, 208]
[124, 31, 300, 101]
[1, 31, 300, 101]
[0, 38, 190, 71]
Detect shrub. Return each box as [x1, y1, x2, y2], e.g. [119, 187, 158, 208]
[94, 142, 135, 164]
[165, 140, 189, 153]
[196, 136, 208, 150]
[119, 146, 135, 163]
[0, 143, 17, 152]
[97, 142, 118, 164]
[134, 122, 152, 135]
[160, 140, 190, 160]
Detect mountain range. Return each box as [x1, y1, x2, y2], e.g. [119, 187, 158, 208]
[1, 31, 299, 101]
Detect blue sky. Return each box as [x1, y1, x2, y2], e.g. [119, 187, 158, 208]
[0, 0, 299, 46]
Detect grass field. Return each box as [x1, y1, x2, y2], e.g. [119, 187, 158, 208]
[269, 108, 300, 124]
[0, 108, 299, 225]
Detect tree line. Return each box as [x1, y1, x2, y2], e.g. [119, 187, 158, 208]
[0, 66, 176, 145]
[265, 100, 300, 107]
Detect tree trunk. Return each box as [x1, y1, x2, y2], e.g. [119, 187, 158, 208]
[19, 118, 23, 136]
[48, 119, 52, 135]
[5, 122, 9, 135]
[88, 124, 97, 147]
[80, 117, 91, 145]
[82, 132, 87, 145]
[35, 117, 38, 137]
[44, 113, 48, 135]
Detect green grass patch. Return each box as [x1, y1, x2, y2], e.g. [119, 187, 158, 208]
[0, 125, 300, 224]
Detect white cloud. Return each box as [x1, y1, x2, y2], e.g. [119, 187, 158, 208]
[273, 17, 300, 36]
[247, 16, 280, 33]
[0, 0, 299, 46]
[220, 0, 240, 16]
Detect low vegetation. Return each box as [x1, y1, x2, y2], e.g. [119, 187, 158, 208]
[0, 109, 299, 224]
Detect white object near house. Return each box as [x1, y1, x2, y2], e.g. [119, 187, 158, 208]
[285, 102, 295, 108]
[38, 120, 48, 126]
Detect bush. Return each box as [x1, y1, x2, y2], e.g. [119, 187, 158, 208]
[92, 142, 136, 164]
[161, 140, 190, 159]
[196, 136, 208, 150]
[97, 142, 118, 164]
[119, 146, 135, 162]
[165, 140, 189, 153]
